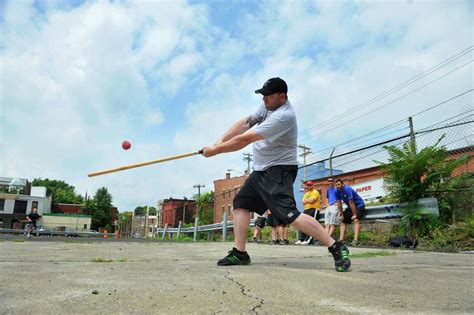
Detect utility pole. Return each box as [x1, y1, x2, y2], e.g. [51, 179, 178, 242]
[408, 116, 417, 153]
[194, 184, 205, 221]
[298, 145, 312, 181]
[145, 206, 149, 239]
[193, 184, 205, 200]
[243, 153, 253, 173]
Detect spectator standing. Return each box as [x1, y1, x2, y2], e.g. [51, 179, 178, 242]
[324, 178, 340, 237]
[299, 181, 321, 245]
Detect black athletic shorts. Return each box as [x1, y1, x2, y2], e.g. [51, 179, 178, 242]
[266, 214, 276, 227]
[303, 208, 320, 221]
[233, 165, 300, 224]
[255, 217, 266, 228]
[342, 206, 366, 224]
[266, 214, 287, 227]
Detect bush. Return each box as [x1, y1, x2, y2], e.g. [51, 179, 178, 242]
[418, 220, 474, 252]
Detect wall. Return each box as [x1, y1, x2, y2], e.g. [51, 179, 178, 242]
[213, 173, 248, 223]
[162, 199, 197, 227]
[40, 213, 92, 231]
[0, 192, 52, 229]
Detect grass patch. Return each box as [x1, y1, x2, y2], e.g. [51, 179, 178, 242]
[91, 257, 114, 263]
[351, 251, 396, 258]
[117, 257, 128, 262]
[12, 239, 25, 243]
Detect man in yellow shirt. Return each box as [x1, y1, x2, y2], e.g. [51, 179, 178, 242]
[296, 181, 321, 245]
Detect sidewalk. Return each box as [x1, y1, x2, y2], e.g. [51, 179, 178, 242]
[0, 240, 472, 314]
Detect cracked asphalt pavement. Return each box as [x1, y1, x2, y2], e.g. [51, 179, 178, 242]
[0, 239, 473, 314]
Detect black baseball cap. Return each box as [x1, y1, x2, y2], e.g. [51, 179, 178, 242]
[254, 77, 288, 96]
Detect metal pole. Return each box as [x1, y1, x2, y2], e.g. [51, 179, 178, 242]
[182, 202, 187, 225]
[177, 220, 182, 238]
[193, 217, 199, 241]
[145, 206, 149, 239]
[409, 117, 417, 152]
[162, 224, 168, 239]
[222, 212, 228, 242]
[329, 147, 336, 176]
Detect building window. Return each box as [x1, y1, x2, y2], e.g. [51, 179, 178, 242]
[32, 201, 38, 210]
[222, 190, 225, 199]
[84, 224, 87, 230]
[0, 199, 4, 211]
[13, 200, 27, 214]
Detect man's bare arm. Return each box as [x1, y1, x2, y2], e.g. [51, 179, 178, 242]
[203, 130, 263, 157]
[215, 116, 257, 145]
[349, 200, 357, 220]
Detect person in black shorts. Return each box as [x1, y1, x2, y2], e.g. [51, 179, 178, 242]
[202, 77, 351, 272]
[266, 210, 281, 245]
[253, 214, 266, 243]
[25, 207, 41, 238]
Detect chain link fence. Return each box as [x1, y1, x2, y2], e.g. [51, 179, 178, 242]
[301, 113, 473, 244]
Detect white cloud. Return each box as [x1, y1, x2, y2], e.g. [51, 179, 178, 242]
[1, 0, 472, 212]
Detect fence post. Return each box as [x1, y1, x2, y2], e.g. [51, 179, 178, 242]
[207, 231, 212, 242]
[329, 147, 336, 176]
[193, 217, 199, 241]
[409, 116, 417, 153]
[222, 212, 228, 242]
[162, 224, 168, 240]
[177, 221, 182, 239]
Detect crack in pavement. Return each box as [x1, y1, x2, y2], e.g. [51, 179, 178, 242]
[224, 269, 265, 314]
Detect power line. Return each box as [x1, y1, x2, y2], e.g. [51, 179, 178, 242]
[305, 89, 473, 164]
[297, 145, 312, 181]
[417, 110, 473, 132]
[412, 89, 474, 118]
[299, 133, 411, 170]
[299, 59, 473, 142]
[307, 122, 408, 163]
[298, 45, 473, 137]
[243, 153, 253, 173]
[301, 113, 473, 178]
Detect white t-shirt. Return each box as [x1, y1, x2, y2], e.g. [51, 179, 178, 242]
[250, 100, 298, 171]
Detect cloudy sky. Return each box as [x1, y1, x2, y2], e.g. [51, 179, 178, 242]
[1, 0, 472, 211]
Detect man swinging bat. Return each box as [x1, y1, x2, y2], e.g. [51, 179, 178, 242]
[202, 77, 351, 272]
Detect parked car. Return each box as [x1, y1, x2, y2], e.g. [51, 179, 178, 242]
[64, 228, 79, 237]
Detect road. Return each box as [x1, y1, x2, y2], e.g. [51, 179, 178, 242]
[0, 238, 472, 314]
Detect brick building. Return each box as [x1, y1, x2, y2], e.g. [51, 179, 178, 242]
[54, 203, 83, 214]
[213, 172, 249, 223]
[161, 198, 197, 227]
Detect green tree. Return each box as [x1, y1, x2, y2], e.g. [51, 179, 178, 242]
[118, 211, 133, 224]
[379, 136, 470, 237]
[83, 187, 114, 230]
[196, 191, 214, 225]
[134, 206, 157, 216]
[32, 178, 84, 204]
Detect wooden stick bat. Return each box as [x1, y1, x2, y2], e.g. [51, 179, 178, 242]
[88, 149, 203, 177]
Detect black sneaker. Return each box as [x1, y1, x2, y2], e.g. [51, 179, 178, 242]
[271, 240, 279, 245]
[280, 239, 289, 245]
[328, 241, 351, 272]
[256, 237, 263, 243]
[217, 248, 251, 266]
